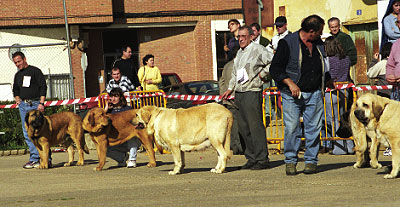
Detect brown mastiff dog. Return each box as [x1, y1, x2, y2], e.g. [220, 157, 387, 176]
[25, 110, 89, 169]
[351, 93, 400, 179]
[82, 107, 160, 171]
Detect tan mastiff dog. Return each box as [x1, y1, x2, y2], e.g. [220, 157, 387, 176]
[25, 110, 89, 169]
[351, 93, 400, 179]
[131, 103, 233, 175]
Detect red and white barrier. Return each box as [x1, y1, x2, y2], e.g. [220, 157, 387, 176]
[0, 84, 394, 109]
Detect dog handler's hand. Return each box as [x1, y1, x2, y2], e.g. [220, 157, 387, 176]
[37, 104, 44, 112]
[221, 89, 232, 100]
[283, 78, 300, 98]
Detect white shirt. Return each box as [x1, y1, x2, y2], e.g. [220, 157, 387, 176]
[269, 30, 290, 52]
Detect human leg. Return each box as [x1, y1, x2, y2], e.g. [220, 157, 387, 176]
[302, 91, 323, 165]
[107, 142, 128, 166]
[127, 138, 141, 168]
[19, 101, 40, 163]
[281, 92, 303, 164]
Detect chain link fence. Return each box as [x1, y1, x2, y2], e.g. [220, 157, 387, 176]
[0, 29, 72, 101]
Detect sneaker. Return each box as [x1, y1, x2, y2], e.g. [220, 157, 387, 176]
[383, 148, 392, 156]
[240, 161, 256, 170]
[127, 160, 137, 168]
[285, 163, 297, 175]
[304, 163, 317, 174]
[23, 161, 39, 169]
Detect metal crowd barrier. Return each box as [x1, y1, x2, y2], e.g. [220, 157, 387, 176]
[262, 82, 358, 153]
[98, 90, 167, 109]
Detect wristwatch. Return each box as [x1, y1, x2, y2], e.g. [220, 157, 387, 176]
[39, 102, 44, 106]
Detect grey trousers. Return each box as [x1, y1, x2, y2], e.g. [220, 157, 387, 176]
[234, 91, 269, 162]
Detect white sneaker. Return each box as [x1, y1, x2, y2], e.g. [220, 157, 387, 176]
[127, 160, 136, 168]
[383, 148, 392, 156]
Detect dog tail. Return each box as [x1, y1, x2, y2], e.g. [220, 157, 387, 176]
[224, 114, 233, 160]
[81, 134, 90, 154]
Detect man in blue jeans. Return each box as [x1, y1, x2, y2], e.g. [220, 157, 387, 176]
[270, 15, 333, 175]
[12, 51, 51, 169]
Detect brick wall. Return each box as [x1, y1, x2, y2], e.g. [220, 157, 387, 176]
[124, 0, 242, 13]
[0, 0, 113, 27]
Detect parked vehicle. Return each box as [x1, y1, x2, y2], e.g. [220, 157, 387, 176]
[159, 73, 182, 91]
[164, 80, 220, 108]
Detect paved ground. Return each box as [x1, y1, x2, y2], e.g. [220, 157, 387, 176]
[1, 149, 399, 207]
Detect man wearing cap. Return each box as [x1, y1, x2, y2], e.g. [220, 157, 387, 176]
[268, 16, 291, 53]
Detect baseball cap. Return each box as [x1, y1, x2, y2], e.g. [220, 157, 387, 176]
[274, 16, 287, 27]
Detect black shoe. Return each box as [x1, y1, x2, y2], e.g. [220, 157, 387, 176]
[250, 162, 270, 170]
[303, 163, 317, 174]
[240, 161, 256, 169]
[285, 163, 297, 175]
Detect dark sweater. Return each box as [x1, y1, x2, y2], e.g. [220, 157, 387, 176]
[13, 65, 47, 100]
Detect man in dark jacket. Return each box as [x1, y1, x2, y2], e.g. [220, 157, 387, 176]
[270, 15, 332, 176]
[328, 17, 357, 66]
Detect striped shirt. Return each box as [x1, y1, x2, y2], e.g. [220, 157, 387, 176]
[106, 75, 135, 93]
[328, 56, 350, 82]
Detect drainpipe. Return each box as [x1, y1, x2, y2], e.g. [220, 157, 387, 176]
[63, 0, 76, 102]
[257, 0, 263, 34]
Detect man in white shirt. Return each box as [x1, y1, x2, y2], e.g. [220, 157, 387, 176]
[268, 16, 291, 54]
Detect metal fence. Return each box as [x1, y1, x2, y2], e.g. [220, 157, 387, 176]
[0, 42, 72, 101]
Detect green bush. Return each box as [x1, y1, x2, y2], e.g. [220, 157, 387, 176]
[0, 100, 73, 150]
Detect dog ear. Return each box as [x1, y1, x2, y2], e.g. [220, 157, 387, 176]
[88, 111, 95, 127]
[44, 116, 52, 132]
[141, 107, 152, 124]
[372, 101, 388, 121]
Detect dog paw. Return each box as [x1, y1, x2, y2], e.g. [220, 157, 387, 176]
[76, 162, 84, 166]
[353, 163, 362, 169]
[384, 174, 396, 179]
[147, 162, 156, 168]
[168, 170, 179, 175]
[370, 161, 382, 169]
[38, 165, 48, 169]
[211, 168, 223, 174]
[94, 167, 102, 171]
[64, 162, 71, 167]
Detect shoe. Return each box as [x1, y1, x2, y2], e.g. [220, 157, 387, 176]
[285, 163, 297, 175]
[117, 161, 127, 167]
[383, 148, 392, 156]
[240, 161, 256, 170]
[23, 161, 39, 169]
[250, 161, 270, 170]
[127, 160, 137, 168]
[304, 163, 317, 174]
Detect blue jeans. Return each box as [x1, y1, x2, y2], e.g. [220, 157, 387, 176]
[282, 91, 323, 165]
[19, 101, 51, 162]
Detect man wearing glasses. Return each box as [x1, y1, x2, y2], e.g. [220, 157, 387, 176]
[268, 16, 291, 54]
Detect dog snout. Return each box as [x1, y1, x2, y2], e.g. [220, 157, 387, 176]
[354, 109, 368, 124]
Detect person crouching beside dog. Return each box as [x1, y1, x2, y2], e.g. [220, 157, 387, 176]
[12, 51, 52, 169]
[105, 88, 141, 168]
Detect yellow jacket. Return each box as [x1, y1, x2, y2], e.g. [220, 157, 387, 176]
[138, 66, 162, 91]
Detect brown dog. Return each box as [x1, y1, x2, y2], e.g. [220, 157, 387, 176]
[131, 103, 233, 175]
[82, 107, 160, 171]
[25, 110, 89, 169]
[351, 93, 400, 179]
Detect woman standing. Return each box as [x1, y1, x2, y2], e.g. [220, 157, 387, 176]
[381, 0, 400, 47]
[322, 36, 354, 155]
[138, 54, 162, 91]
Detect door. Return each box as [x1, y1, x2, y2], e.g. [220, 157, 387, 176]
[346, 23, 379, 85]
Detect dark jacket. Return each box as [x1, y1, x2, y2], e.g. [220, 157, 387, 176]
[259, 36, 271, 47]
[333, 31, 357, 66]
[270, 31, 327, 95]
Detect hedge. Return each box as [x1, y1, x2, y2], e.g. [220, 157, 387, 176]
[0, 100, 73, 150]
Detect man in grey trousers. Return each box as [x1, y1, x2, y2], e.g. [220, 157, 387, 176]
[222, 25, 273, 170]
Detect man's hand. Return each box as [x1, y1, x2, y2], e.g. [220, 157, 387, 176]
[224, 45, 230, 52]
[136, 86, 142, 91]
[37, 104, 44, 112]
[221, 89, 232, 100]
[15, 97, 21, 106]
[282, 78, 300, 98]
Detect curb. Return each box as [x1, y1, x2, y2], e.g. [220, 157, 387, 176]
[0, 149, 28, 156]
